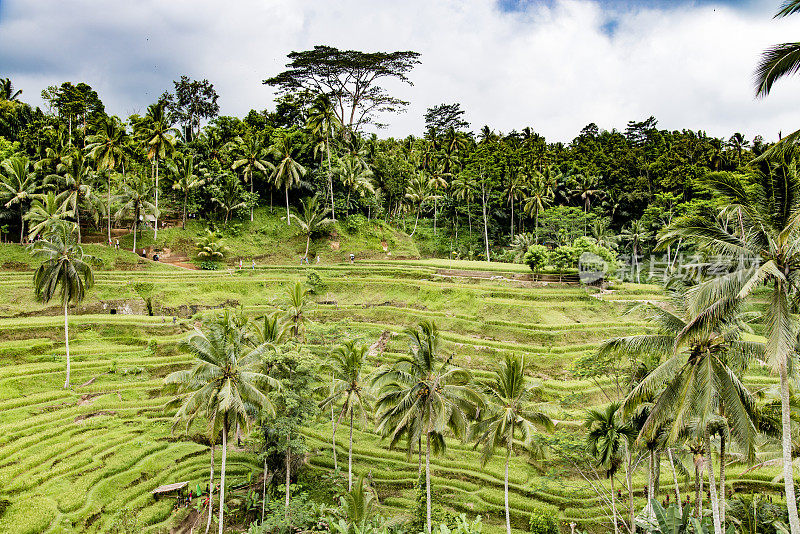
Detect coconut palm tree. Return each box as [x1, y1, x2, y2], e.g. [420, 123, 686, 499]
[86, 115, 127, 242]
[0, 156, 37, 243]
[169, 153, 204, 229]
[269, 134, 306, 226]
[524, 171, 555, 242]
[755, 1, 800, 100]
[30, 222, 94, 388]
[24, 191, 73, 240]
[585, 402, 636, 534]
[373, 321, 482, 534]
[48, 150, 101, 244]
[320, 340, 372, 491]
[471, 355, 553, 534]
[115, 172, 157, 253]
[659, 162, 800, 534]
[404, 173, 432, 238]
[280, 281, 310, 342]
[165, 322, 280, 534]
[137, 101, 177, 238]
[335, 154, 375, 217]
[503, 171, 525, 238]
[0, 78, 22, 102]
[451, 172, 477, 241]
[307, 95, 341, 220]
[620, 219, 650, 283]
[231, 133, 274, 221]
[288, 196, 333, 259]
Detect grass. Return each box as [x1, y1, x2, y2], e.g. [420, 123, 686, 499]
[0, 242, 781, 534]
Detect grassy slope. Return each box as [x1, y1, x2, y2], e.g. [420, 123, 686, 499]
[0, 260, 782, 533]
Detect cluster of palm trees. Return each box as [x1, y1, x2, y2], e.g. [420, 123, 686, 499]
[590, 154, 800, 534]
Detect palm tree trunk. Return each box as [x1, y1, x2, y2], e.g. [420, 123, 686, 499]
[305, 234, 311, 259]
[285, 187, 291, 226]
[668, 448, 681, 506]
[626, 443, 635, 534]
[504, 440, 512, 534]
[205, 442, 215, 534]
[694, 460, 701, 517]
[705, 433, 722, 534]
[154, 158, 159, 240]
[218, 418, 227, 534]
[780, 355, 800, 534]
[481, 181, 490, 262]
[331, 374, 338, 470]
[107, 172, 112, 244]
[132, 218, 137, 254]
[648, 449, 654, 513]
[410, 207, 420, 237]
[510, 199, 514, 238]
[250, 178, 254, 222]
[610, 475, 619, 534]
[327, 136, 335, 221]
[425, 431, 432, 534]
[348, 410, 354, 492]
[719, 433, 726, 525]
[433, 197, 437, 236]
[467, 199, 472, 241]
[285, 433, 291, 518]
[183, 190, 188, 229]
[654, 450, 660, 501]
[63, 301, 70, 388]
[18, 206, 24, 244]
[76, 200, 82, 244]
[261, 456, 267, 523]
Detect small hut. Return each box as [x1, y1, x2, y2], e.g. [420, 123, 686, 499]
[152, 481, 188, 501]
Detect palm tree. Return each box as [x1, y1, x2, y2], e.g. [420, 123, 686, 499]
[571, 174, 602, 235]
[288, 196, 333, 259]
[307, 95, 341, 220]
[373, 321, 481, 534]
[660, 162, 800, 534]
[426, 166, 448, 236]
[755, 1, 800, 100]
[30, 223, 94, 388]
[584, 402, 635, 534]
[320, 340, 372, 491]
[472, 355, 553, 534]
[24, 191, 73, 240]
[137, 101, 177, 238]
[169, 153, 204, 229]
[165, 322, 280, 534]
[620, 219, 650, 283]
[503, 171, 525, 238]
[606, 291, 761, 527]
[0, 78, 22, 101]
[281, 281, 310, 342]
[404, 173, 432, 237]
[115, 172, 157, 253]
[49, 150, 101, 244]
[524, 171, 555, 242]
[0, 157, 37, 243]
[452, 172, 477, 241]
[335, 154, 375, 217]
[86, 115, 127, 243]
[269, 135, 306, 226]
[211, 172, 248, 224]
[231, 133, 274, 221]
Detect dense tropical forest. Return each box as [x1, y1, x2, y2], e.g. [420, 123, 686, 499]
[4, 2, 800, 534]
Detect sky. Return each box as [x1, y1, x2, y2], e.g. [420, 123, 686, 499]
[1, 0, 799, 142]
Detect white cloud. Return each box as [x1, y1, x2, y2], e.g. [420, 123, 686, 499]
[1, 0, 799, 141]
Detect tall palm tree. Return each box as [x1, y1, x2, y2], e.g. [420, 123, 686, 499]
[115, 172, 157, 253]
[0, 156, 37, 243]
[620, 219, 650, 283]
[452, 172, 477, 241]
[307, 95, 341, 221]
[137, 101, 177, 238]
[571, 174, 602, 234]
[165, 323, 280, 534]
[660, 162, 800, 534]
[503, 171, 525, 238]
[426, 166, 448, 235]
[169, 153, 204, 229]
[86, 115, 127, 243]
[472, 355, 553, 534]
[269, 135, 306, 226]
[524, 171, 555, 242]
[30, 223, 94, 388]
[373, 321, 481, 534]
[231, 133, 274, 221]
[320, 340, 372, 491]
[280, 281, 310, 342]
[48, 150, 101, 244]
[585, 402, 635, 534]
[288, 196, 333, 259]
[404, 173, 432, 237]
[0, 78, 22, 102]
[335, 154, 375, 217]
[24, 191, 73, 240]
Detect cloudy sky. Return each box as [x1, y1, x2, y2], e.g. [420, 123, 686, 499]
[1, 0, 798, 142]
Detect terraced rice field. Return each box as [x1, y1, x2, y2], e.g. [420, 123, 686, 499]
[0, 261, 784, 533]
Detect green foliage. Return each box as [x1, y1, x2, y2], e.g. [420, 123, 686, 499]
[523, 244, 548, 272]
[547, 246, 577, 272]
[305, 270, 327, 294]
[195, 228, 229, 262]
[435, 514, 483, 534]
[528, 507, 558, 534]
[131, 281, 156, 316]
[248, 491, 329, 534]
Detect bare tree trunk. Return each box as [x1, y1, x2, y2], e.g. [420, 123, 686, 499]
[218, 419, 227, 534]
[205, 443, 215, 534]
[780, 355, 800, 534]
[327, 136, 335, 221]
[504, 439, 512, 534]
[154, 158, 159, 240]
[261, 456, 267, 523]
[668, 448, 681, 506]
[18, 207, 24, 244]
[610, 475, 619, 534]
[719, 433, 726, 525]
[285, 434, 291, 518]
[705, 433, 722, 534]
[348, 410, 354, 491]
[425, 432, 432, 534]
[63, 302, 70, 388]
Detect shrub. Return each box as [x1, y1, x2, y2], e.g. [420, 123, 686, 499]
[548, 246, 577, 272]
[197, 260, 222, 270]
[524, 245, 548, 272]
[529, 508, 559, 534]
[306, 270, 327, 295]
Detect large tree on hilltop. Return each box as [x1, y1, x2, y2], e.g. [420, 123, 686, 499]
[264, 46, 420, 135]
[160, 76, 219, 142]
